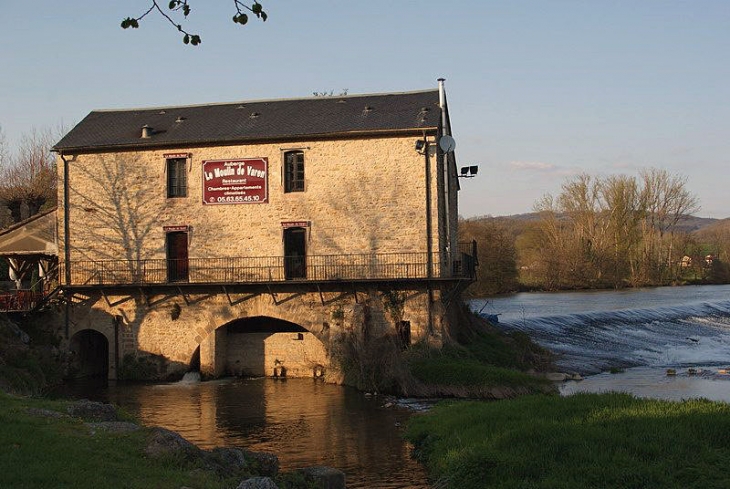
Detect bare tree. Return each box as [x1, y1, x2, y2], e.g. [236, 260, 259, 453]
[529, 168, 700, 289]
[0, 125, 7, 168]
[639, 168, 700, 282]
[0, 127, 58, 223]
[601, 174, 643, 285]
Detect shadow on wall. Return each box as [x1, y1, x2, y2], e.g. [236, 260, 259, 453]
[222, 316, 328, 379]
[70, 153, 162, 273]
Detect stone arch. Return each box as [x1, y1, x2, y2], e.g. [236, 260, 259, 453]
[202, 315, 329, 379]
[67, 329, 110, 379]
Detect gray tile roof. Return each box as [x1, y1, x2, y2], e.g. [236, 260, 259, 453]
[54, 89, 441, 153]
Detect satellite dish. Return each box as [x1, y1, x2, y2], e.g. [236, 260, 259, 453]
[439, 135, 456, 153]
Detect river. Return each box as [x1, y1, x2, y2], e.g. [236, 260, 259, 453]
[471, 284, 730, 402]
[63, 376, 430, 489]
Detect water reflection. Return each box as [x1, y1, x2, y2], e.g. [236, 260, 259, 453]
[81, 378, 429, 489]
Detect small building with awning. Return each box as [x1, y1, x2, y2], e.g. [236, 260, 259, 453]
[0, 208, 58, 311]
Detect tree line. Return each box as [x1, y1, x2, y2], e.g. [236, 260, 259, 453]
[461, 168, 730, 296]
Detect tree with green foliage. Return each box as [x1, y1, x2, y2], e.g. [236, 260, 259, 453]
[121, 1, 267, 46]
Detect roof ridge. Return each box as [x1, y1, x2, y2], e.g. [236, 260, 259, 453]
[91, 88, 439, 114]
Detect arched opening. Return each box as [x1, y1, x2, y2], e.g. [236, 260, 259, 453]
[68, 329, 109, 379]
[222, 316, 327, 378]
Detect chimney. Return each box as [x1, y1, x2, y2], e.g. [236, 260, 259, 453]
[141, 125, 152, 138]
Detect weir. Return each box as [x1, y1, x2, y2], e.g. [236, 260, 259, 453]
[481, 288, 730, 374]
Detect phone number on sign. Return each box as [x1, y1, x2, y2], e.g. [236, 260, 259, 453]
[210, 195, 261, 203]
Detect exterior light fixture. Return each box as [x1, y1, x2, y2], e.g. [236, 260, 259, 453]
[415, 140, 426, 152]
[459, 166, 478, 178]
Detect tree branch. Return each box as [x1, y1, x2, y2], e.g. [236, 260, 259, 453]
[122, 1, 267, 46]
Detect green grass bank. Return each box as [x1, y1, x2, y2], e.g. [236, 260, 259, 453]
[406, 392, 730, 489]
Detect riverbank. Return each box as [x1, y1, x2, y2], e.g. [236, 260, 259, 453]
[405, 392, 730, 489]
[331, 302, 558, 399]
[0, 391, 342, 489]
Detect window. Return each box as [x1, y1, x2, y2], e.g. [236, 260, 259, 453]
[284, 150, 305, 193]
[167, 158, 187, 198]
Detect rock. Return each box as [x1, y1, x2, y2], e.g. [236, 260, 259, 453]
[242, 450, 279, 477]
[204, 447, 249, 477]
[144, 427, 202, 461]
[6, 320, 30, 344]
[298, 466, 346, 489]
[544, 372, 568, 382]
[236, 477, 279, 489]
[27, 407, 69, 419]
[86, 421, 140, 433]
[211, 447, 248, 470]
[67, 400, 119, 421]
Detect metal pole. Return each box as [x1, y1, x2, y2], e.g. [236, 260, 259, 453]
[424, 141, 434, 333]
[438, 78, 451, 256]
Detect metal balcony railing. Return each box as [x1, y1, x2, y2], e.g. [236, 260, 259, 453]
[60, 248, 477, 287]
[0, 290, 45, 312]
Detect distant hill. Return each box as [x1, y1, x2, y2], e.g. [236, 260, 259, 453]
[464, 213, 722, 233]
[693, 218, 730, 239]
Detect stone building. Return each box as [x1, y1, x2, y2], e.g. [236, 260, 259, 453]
[51, 80, 476, 380]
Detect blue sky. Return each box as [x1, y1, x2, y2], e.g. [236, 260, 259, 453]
[1, 1, 728, 218]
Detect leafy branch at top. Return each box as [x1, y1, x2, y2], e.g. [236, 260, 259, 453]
[121, 1, 267, 46]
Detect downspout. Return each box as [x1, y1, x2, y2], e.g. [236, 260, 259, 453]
[424, 139, 434, 334]
[60, 153, 71, 338]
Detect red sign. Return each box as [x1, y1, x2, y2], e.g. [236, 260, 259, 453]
[163, 225, 189, 232]
[164, 153, 191, 159]
[202, 158, 268, 205]
[281, 221, 310, 228]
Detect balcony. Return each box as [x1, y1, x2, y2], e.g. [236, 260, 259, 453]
[61, 247, 477, 289]
[0, 290, 45, 313]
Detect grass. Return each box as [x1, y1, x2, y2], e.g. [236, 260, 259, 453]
[0, 392, 318, 489]
[0, 392, 237, 489]
[405, 327, 555, 397]
[405, 392, 730, 489]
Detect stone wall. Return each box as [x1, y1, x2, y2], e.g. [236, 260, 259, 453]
[64, 285, 443, 380]
[57, 136, 446, 265]
[226, 332, 328, 378]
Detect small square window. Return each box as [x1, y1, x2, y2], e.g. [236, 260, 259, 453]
[284, 151, 304, 193]
[167, 158, 187, 198]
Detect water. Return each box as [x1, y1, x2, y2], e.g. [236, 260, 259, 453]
[472, 284, 730, 402]
[64, 377, 429, 489]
